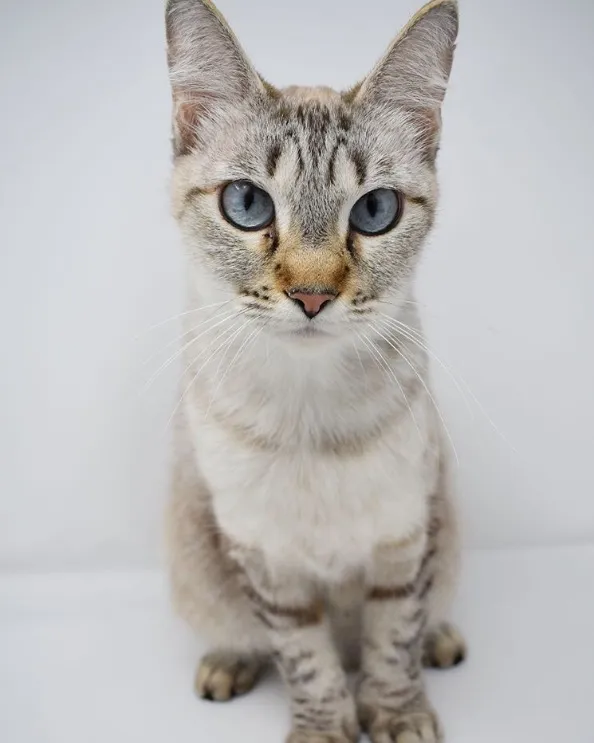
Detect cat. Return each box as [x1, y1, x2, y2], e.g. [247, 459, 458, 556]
[164, 1, 464, 741]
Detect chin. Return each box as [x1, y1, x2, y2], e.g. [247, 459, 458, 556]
[275, 322, 345, 347]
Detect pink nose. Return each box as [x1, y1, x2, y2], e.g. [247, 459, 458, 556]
[287, 289, 337, 319]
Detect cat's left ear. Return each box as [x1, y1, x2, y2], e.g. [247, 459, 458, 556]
[353, 0, 459, 159]
[166, 0, 266, 157]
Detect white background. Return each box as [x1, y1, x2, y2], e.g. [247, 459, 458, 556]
[1, 0, 594, 573]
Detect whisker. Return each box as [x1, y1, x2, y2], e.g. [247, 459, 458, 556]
[352, 340, 366, 377]
[179, 316, 244, 376]
[142, 306, 239, 366]
[452, 377, 515, 451]
[209, 319, 250, 380]
[371, 321, 460, 466]
[135, 299, 232, 338]
[378, 313, 514, 449]
[356, 332, 387, 381]
[140, 309, 246, 395]
[378, 312, 474, 418]
[170, 319, 244, 402]
[357, 331, 423, 442]
[205, 320, 267, 419]
[165, 319, 249, 431]
[377, 298, 428, 311]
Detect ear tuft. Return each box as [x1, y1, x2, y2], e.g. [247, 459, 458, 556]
[166, 0, 264, 156]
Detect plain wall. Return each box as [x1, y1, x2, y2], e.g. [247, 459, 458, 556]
[1, 0, 593, 571]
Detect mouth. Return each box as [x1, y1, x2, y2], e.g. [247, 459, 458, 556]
[281, 324, 331, 339]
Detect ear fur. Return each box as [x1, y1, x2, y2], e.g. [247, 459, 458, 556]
[166, 0, 265, 156]
[353, 0, 459, 159]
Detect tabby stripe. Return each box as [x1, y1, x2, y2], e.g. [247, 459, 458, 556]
[418, 575, 434, 601]
[293, 712, 333, 727]
[253, 609, 274, 629]
[266, 141, 282, 177]
[427, 513, 442, 538]
[243, 585, 323, 627]
[391, 618, 427, 654]
[383, 686, 422, 702]
[183, 185, 209, 204]
[290, 669, 318, 686]
[348, 148, 367, 185]
[408, 194, 429, 208]
[327, 140, 341, 185]
[419, 546, 437, 574]
[346, 233, 358, 260]
[283, 650, 314, 676]
[286, 129, 304, 175]
[368, 582, 417, 601]
[367, 545, 437, 601]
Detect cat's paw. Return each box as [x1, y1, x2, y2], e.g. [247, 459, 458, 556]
[359, 694, 442, 743]
[286, 728, 358, 743]
[360, 707, 441, 743]
[195, 651, 264, 702]
[287, 702, 360, 743]
[422, 622, 466, 669]
[371, 712, 441, 743]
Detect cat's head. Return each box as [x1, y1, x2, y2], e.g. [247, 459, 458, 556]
[166, 0, 457, 344]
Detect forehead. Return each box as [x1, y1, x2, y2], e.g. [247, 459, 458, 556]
[268, 90, 365, 179]
[209, 87, 425, 239]
[263, 92, 364, 238]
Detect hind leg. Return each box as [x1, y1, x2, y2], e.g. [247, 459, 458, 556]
[424, 457, 467, 670]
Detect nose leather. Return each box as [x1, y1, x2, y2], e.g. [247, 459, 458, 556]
[287, 290, 337, 319]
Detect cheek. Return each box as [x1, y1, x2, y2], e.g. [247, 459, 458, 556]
[184, 211, 265, 288]
[356, 208, 432, 293]
[361, 255, 401, 296]
[357, 241, 415, 295]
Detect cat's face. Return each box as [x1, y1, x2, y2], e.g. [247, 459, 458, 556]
[167, 0, 457, 344]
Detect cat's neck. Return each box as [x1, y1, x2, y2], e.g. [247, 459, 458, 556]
[184, 301, 428, 451]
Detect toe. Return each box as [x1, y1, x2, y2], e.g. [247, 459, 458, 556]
[423, 622, 466, 669]
[195, 652, 263, 701]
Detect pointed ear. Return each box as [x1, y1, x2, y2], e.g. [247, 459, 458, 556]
[166, 0, 265, 156]
[353, 0, 458, 159]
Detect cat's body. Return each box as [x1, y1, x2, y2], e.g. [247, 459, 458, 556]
[165, 2, 463, 741]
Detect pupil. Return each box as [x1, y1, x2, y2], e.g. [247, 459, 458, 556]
[367, 193, 378, 218]
[243, 186, 254, 211]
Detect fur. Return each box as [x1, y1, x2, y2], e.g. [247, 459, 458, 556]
[164, 2, 463, 741]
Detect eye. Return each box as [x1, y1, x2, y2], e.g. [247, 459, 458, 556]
[349, 188, 402, 236]
[220, 180, 275, 231]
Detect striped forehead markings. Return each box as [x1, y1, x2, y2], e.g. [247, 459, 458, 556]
[266, 102, 366, 187]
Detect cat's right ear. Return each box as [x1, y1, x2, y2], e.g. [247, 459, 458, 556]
[166, 0, 265, 157]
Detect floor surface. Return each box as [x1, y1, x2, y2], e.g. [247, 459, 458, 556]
[1, 546, 592, 742]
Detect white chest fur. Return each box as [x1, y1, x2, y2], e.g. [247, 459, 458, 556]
[188, 409, 432, 583]
[184, 331, 437, 582]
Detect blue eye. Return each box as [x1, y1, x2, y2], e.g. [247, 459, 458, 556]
[220, 180, 275, 231]
[349, 188, 401, 236]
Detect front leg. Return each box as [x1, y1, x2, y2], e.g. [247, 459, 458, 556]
[358, 531, 441, 743]
[234, 546, 359, 743]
